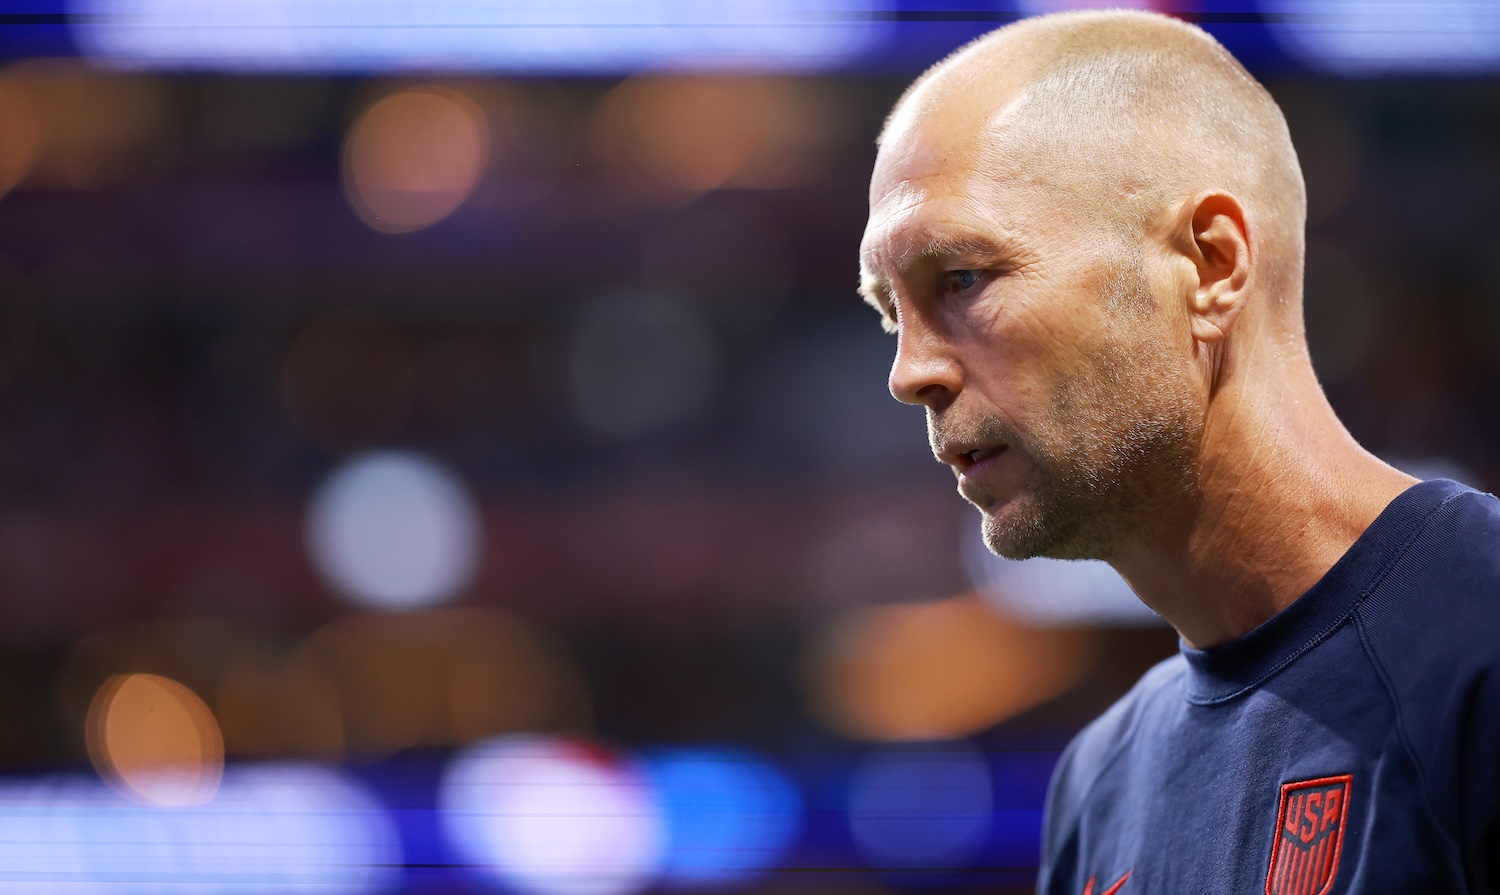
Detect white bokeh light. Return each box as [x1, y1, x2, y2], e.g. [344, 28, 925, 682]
[1266, 0, 1500, 74]
[0, 764, 400, 893]
[441, 735, 665, 895]
[1017, 0, 1158, 14]
[305, 449, 483, 611]
[71, 0, 889, 73]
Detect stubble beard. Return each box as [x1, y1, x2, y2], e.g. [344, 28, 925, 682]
[966, 257, 1203, 563]
[974, 385, 1201, 563]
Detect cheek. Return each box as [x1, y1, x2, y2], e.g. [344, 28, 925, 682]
[955, 312, 1078, 421]
[986, 298, 1107, 384]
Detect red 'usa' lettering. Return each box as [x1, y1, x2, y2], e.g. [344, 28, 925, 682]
[1265, 775, 1352, 895]
[1320, 789, 1342, 833]
[1300, 791, 1323, 843]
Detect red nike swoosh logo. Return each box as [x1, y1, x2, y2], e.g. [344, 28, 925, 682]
[1082, 870, 1131, 895]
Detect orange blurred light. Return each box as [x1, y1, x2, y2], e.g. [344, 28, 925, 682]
[342, 87, 489, 233]
[295, 609, 592, 757]
[0, 59, 172, 194]
[0, 77, 42, 199]
[591, 76, 847, 197]
[802, 594, 1097, 742]
[214, 650, 346, 760]
[86, 673, 224, 807]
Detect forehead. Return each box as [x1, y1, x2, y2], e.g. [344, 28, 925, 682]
[861, 104, 1029, 275]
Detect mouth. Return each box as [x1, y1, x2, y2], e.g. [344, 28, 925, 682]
[938, 442, 1008, 474]
[960, 445, 1004, 468]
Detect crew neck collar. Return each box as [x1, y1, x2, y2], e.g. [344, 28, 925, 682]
[1179, 478, 1472, 705]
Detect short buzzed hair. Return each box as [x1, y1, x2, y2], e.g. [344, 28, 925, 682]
[883, 11, 1307, 310]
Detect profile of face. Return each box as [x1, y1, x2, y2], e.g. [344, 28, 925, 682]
[860, 95, 1204, 563]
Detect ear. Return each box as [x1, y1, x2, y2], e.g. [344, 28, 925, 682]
[1180, 190, 1251, 345]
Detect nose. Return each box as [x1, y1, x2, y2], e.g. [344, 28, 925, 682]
[888, 320, 961, 409]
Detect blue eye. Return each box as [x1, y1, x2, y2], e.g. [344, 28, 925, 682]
[948, 269, 981, 292]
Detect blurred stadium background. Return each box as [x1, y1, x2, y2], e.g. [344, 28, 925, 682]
[0, 0, 1494, 892]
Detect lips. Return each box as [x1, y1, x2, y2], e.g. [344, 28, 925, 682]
[957, 445, 1007, 479]
[962, 445, 1004, 467]
[936, 441, 1008, 473]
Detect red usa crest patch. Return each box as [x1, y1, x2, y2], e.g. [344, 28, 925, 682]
[1265, 774, 1352, 895]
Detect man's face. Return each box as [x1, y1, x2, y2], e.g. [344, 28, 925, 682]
[859, 98, 1202, 562]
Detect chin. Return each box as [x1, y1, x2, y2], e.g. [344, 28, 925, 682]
[978, 496, 1049, 560]
[978, 493, 1101, 562]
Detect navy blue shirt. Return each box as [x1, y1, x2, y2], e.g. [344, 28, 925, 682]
[1039, 479, 1500, 895]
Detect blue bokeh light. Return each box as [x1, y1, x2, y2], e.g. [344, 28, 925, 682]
[643, 747, 802, 887]
[847, 741, 993, 870]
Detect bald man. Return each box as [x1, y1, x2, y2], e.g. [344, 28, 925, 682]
[860, 10, 1500, 895]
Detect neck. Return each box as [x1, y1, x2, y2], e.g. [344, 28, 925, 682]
[1112, 358, 1417, 649]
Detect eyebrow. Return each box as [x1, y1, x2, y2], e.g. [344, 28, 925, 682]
[858, 230, 1014, 332]
[897, 232, 1011, 271]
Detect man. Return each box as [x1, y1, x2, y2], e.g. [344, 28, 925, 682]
[859, 9, 1499, 894]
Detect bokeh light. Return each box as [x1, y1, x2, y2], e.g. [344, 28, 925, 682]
[565, 293, 720, 439]
[643, 748, 801, 887]
[73, 0, 887, 73]
[294, 609, 592, 756]
[591, 76, 847, 197]
[803, 595, 1096, 742]
[341, 87, 488, 233]
[0, 73, 42, 199]
[1017, 0, 1165, 13]
[0, 764, 399, 893]
[0, 59, 171, 194]
[85, 673, 224, 807]
[441, 735, 664, 895]
[305, 449, 483, 611]
[55, 622, 265, 754]
[847, 742, 993, 870]
[1267, 0, 1500, 74]
[214, 647, 347, 760]
[964, 516, 1161, 625]
[1, 10, 1493, 895]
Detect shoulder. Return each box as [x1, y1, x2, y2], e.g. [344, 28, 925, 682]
[1404, 479, 1500, 560]
[1357, 482, 1500, 655]
[1043, 653, 1184, 840]
[1352, 482, 1500, 850]
[1353, 482, 1500, 732]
